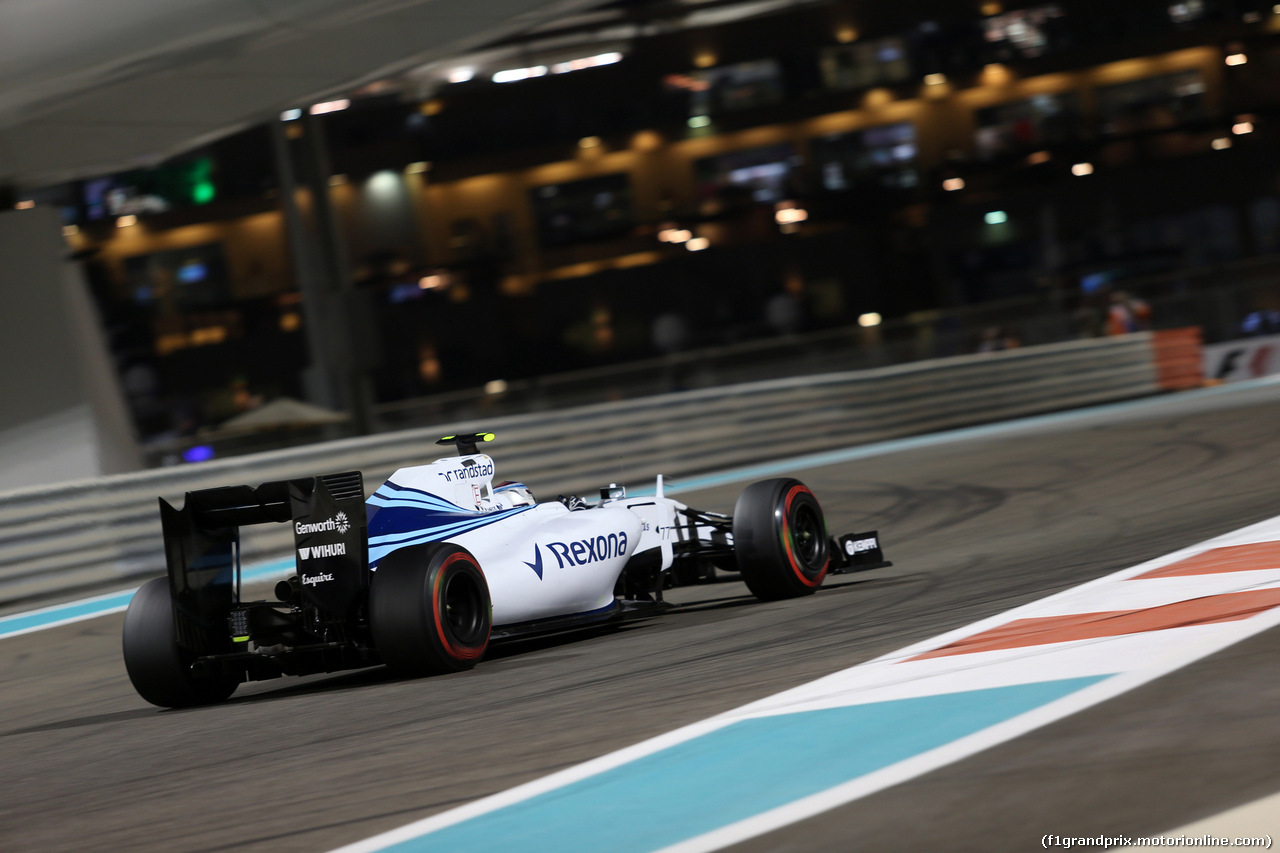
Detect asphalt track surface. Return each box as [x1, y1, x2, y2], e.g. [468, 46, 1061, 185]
[4, 385, 1280, 852]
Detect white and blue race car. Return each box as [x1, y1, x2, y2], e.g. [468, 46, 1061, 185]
[123, 433, 886, 708]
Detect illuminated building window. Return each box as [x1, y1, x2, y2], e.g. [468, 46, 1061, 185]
[664, 59, 784, 119]
[695, 144, 800, 207]
[1096, 71, 1206, 135]
[983, 4, 1066, 60]
[812, 123, 918, 192]
[530, 173, 635, 248]
[819, 37, 911, 92]
[975, 93, 1081, 161]
[1167, 1, 1205, 24]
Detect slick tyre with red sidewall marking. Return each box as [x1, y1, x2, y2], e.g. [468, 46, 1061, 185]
[370, 543, 491, 675]
[122, 577, 240, 708]
[733, 478, 831, 601]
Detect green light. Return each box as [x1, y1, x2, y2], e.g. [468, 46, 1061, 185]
[687, 115, 711, 128]
[482, 433, 495, 442]
[984, 210, 1008, 225]
[193, 180, 216, 204]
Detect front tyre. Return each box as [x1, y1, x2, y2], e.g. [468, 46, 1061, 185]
[370, 543, 491, 675]
[122, 577, 239, 708]
[732, 478, 831, 601]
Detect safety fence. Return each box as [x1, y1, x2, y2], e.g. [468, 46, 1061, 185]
[0, 332, 1179, 606]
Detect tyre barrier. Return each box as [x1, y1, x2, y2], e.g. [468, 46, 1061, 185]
[0, 334, 1165, 606]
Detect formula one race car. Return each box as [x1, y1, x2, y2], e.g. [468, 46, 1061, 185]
[123, 433, 887, 708]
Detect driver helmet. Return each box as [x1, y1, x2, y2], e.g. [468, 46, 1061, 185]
[493, 481, 536, 507]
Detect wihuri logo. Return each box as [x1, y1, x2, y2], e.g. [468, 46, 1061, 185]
[298, 542, 347, 560]
[296, 511, 350, 536]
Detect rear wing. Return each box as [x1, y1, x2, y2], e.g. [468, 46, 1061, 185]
[159, 471, 368, 654]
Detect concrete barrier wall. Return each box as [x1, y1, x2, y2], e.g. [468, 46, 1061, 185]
[0, 334, 1159, 605]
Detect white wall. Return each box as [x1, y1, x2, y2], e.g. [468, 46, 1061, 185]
[0, 206, 140, 490]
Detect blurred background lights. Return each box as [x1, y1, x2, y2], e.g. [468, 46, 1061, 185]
[775, 206, 808, 225]
[685, 237, 710, 251]
[1072, 162, 1094, 176]
[984, 210, 1008, 225]
[418, 274, 445, 290]
[484, 379, 508, 395]
[1225, 53, 1247, 65]
[1232, 120, 1254, 134]
[14, 200, 34, 210]
[366, 170, 399, 197]
[62, 224, 78, 237]
[551, 52, 623, 74]
[1027, 150, 1051, 164]
[405, 161, 430, 174]
[687, 115, 711, 128]
[834, 23, 858, 43]
[924, 73, 947, 86]
[328, 174, 347, 186]
[858, 312, 882, 327]
[279, 108, 302, 121]
[116, 214, 137, 227]
[1212, 137, 1232, 149]
[182, 445, 215, 464]
[447, 67, 475, 84]
[309, 99, 350, 115]
[578, 136, 601, 149]
[943, 177, 965, 191]
[493, 66, 547, 83]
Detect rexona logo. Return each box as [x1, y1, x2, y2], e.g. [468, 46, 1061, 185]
[845, 536, 878, 555]
[298, 543, 347, 560]
[524, 531, 629, 579]
[296, 511, 350, 536]
[301, 572, 335, 586]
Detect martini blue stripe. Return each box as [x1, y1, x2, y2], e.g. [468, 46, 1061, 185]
[377, 676, 1107, 853]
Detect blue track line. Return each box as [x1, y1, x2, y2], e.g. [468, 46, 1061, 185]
[363, 677, 1107, 853]
[0, 557, 295, 640]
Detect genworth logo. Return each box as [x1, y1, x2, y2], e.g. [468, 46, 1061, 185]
[296, 511, 351, 536]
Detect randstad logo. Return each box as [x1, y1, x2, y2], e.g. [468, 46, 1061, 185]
[524, 532, 629, 579]
[296, 511, 351, 535]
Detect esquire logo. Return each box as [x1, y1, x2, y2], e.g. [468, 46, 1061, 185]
[295, 511, 351, 536]
[301, 572, 334, 587]
[523, 531, 628, 579]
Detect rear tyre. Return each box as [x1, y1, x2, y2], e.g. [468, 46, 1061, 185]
[122, 577, 239, 708]
[370, 543, 491, 675]
[732, 478, 831, 601]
